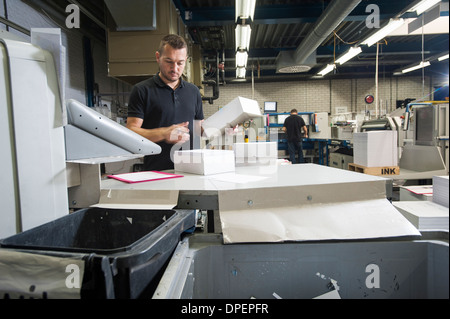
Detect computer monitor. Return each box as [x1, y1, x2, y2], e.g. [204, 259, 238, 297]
[264, 101, 277, 113]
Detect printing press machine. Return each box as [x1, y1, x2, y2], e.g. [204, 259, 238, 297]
[0, 32, 448, 299]
[360, 103, 449, 182]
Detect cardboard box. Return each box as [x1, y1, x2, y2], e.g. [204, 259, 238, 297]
[348, 163, 399, 176]
[353, 131, 398, 167]
[174, 150, 235, 175]
[233, 142, 277, 166]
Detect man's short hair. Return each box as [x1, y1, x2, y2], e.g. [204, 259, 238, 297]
[290, 109, 298, 113]
[158, 34, 187, 55]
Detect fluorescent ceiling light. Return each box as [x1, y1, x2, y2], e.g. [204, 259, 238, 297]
[235, 24, 252, 51]
[236, 67, 246, 78]
[438, 53, 449, 61]
[236, 51, 248, 68]
[388, 17, 449, 36]
[318, 64, 335, 76]
[402, 61, 431, 73]
[335, 47, 362, 65]
[361, 18, 404, 47]
[236, 0, 256, 21]
[408, 0, 441, 15]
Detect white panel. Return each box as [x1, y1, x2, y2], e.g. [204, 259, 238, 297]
[4, 39, 68, 232]
[0, 43, 18, 238]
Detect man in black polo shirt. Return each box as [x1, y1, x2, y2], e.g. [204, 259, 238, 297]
[282, 109, 308, 164]
[127, 34, 204, 171]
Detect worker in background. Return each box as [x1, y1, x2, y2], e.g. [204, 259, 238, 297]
[282, 109, 308, 164]
[126, 34, 204, 171]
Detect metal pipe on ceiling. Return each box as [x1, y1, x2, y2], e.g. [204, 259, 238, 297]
[293, 0, 362, 65]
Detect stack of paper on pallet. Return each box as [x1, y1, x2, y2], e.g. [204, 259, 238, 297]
[353, 131, 398, 167]
[433, 176, 449, 208]
[393, 201, 449, 230]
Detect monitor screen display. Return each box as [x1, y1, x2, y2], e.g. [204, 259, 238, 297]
[264, 101, 277, 113]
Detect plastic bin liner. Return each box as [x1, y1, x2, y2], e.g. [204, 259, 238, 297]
[0, 250, 86, 299]
[0, 207, 195, 299]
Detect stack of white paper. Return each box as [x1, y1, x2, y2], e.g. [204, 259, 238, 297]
[393, 201, 449, 230]
[353, 131, 398, 167]
[433, 175, 449, 208]
[174, 149, 235, 175]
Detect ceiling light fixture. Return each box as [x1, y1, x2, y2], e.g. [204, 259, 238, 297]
[438, 53, 449, 61]
[335, 46, 362, 65]
[402, 61, 431, 73]
[236, 0, 256, 21]
[236, 51, 248, 68]
[235, 24, 252, 51]
[236, 67, 246, 78]
[361, 18, 405, 47]
[318, 64, 335, 76]
[408, 0, 441, 15]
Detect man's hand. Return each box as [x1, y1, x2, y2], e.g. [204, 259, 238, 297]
[126, 117, 190, 144]
[165, 122, 190, 144]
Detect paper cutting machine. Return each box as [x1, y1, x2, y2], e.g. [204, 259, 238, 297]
[0, 35, 161, 236]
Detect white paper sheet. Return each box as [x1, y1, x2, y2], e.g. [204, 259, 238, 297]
[220, 199, 421, 244]
[108, 171, 183, 183]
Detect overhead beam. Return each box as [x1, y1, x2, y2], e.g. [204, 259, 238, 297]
[202, 38, 447, 60]
[173, 0, 416, 27]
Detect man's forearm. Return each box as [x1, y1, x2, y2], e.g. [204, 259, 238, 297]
[127, 125, 167, 143]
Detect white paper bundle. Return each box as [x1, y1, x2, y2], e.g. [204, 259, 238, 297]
[353, 131, 398, 167]
[433, 175, 449, 208]
[393, 201, 449, 230]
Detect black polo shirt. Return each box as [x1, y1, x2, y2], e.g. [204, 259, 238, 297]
[128, 73, 204, 171]
[283, 114, 306, 142]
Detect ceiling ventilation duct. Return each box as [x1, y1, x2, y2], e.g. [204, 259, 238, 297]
[276, 0, 361, 73]
[104, 0, 156, 31]
[276, 50, 316, 73]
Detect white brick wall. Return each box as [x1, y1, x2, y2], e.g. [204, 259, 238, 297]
[204, 75, 433, 119]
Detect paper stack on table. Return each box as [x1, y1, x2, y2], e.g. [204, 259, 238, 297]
[393, 201, 449, 230]
[353, 131, 398, 167]
[433, 175, 449, 208]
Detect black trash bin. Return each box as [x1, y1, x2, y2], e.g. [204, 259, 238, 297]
[0, 207, 195, 299]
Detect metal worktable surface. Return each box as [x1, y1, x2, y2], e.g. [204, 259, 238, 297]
[99, 163, 419, 243]
[101, 164, 385, 192]
[99, 164, 389, 210]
